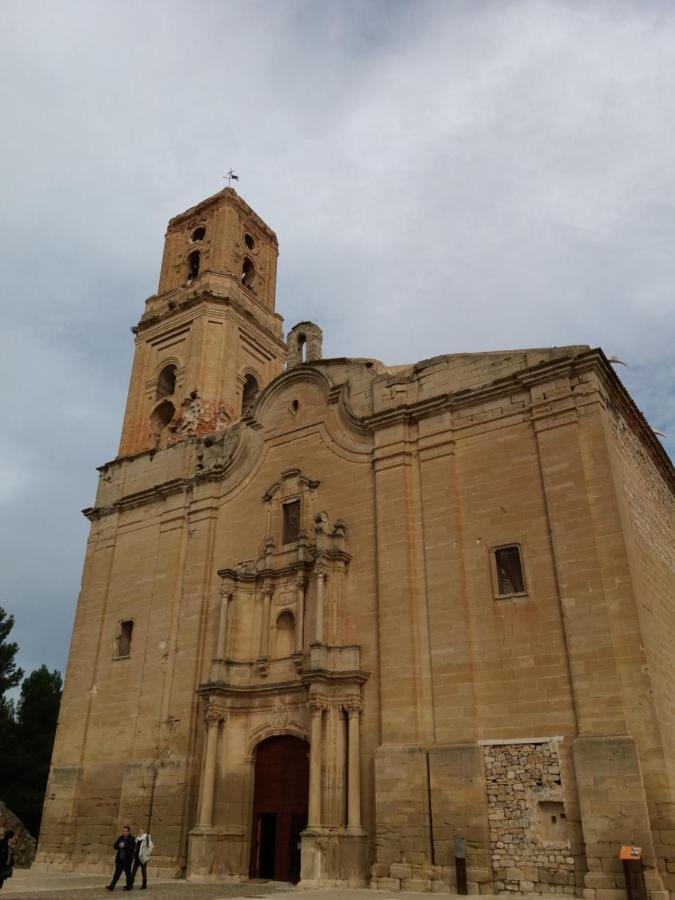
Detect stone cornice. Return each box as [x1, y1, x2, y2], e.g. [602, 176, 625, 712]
[362, 348, 672, 492]
[197, 667, 369, 700]
[135, 280, 285, 348]
[262, 468, 321, 502]
[85, 347, 672, 521]
[577, 349, 674, 492]
[83, 477, 193, 520]
[196, 679, 307, 701]
[300, 669, 369, 687]
[217, 549, 352, 583]
[167, 187, 278, 245]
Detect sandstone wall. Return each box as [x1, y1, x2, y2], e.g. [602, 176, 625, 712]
[39, 343, 674, 896]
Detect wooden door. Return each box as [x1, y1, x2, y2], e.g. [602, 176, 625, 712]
[249, 735, 309, 882]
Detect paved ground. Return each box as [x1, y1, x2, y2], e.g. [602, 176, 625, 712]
[0, 872, 438, 900]
[0, 871, 530, 900]
[0, 869, 298, 899]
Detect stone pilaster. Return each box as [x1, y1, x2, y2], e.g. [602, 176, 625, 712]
[196, 699, 226, 828]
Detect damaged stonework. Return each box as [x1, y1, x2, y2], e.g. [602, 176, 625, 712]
[194, 424, 244, 481]
[168, 391, 234, 444]
[484, 742, 577, 895]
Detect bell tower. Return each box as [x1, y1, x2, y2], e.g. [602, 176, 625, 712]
[118, 188, 286, 457]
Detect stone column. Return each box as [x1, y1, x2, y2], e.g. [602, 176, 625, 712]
[315, 569, 325, 644]
[259, 585, 273, 659]
[215, 589, 232, 660]
[296, 575, 306, 653]
[197, 700, 225, 828]
[308, 700, 326, 827]
[345, 701, 362, 830]
[211, 589, 232, 681]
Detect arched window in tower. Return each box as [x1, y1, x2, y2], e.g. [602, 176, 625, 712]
[241, 257, 255, 291]
[274, 611, 296, 659]
[191, 226, 206, 242]
[241, 374, 259, 415]
[151, 399, 175, 435]
[187, 250, 200, 281]
[156, 364, 177, 399]
[297, 333, 307, 363]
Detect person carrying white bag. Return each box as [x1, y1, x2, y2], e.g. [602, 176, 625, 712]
[131, 828, 154, 890]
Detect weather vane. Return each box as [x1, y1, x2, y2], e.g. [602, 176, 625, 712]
[223, 168, 239, 187]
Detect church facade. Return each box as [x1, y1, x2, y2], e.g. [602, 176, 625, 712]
[36, 188, 675, 899]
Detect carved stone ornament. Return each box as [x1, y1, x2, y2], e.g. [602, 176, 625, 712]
[342, 698, 363, 716]
[308, 697, 328, 714]
[205, 698, 227, 727]
[256, 657, 269, 678]
[272, 696, 290, 728]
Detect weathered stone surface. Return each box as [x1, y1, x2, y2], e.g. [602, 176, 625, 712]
[36, 186, 675, 899]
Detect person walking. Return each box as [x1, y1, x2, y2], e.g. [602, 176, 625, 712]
[106, 825, 135, 891]
[131, 828, 153, 890]
[0, 830, 16, 892]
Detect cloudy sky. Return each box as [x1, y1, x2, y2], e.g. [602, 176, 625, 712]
[1, 0, 673, 682]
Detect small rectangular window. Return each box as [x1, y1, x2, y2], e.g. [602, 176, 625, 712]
[282, 500, 301, 544]
[116, 620, 134, 658]
[495, 546, 525, 595]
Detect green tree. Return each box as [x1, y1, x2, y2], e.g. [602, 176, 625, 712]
[4, 666, 63, 836]
[0, 607, 21, 766]
[17, 665, 62, 737]
[0, 611, 63, 837]
[0, 608, 21, 827]
[0, 606, 23, 697]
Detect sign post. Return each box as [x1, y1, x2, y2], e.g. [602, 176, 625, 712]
[619, 846, 647, 900]
[454, 836, 467, 895]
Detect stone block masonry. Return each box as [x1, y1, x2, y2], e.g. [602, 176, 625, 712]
[484, 742, 576, 895]
[38, 186, 675, 896]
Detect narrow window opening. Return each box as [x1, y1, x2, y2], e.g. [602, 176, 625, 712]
[241, 257, 255, 290]
[495, 545, 525, 595]
[244, 232, 255, 250]
[117, 620, 133, 658]
[156, 364, 177, 399]
[241, 374, 259, 415]
[188, 250, 200, 280]
[298, 334, 307, 363]
[282, 500, 301, 544]
[191, 226, 206, 242]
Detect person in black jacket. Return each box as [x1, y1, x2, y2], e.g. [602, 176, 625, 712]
[0, 830, 16, 891]
[106, 825, 135, 891]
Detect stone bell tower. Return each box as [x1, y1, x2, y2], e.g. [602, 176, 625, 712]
[118, 188, 286, 457]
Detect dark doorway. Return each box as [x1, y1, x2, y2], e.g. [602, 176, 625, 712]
[249, 735, 309, 883]
[257, 813, 276, 878]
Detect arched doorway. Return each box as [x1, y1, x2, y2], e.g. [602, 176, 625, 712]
[249, 735, 309, 883]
